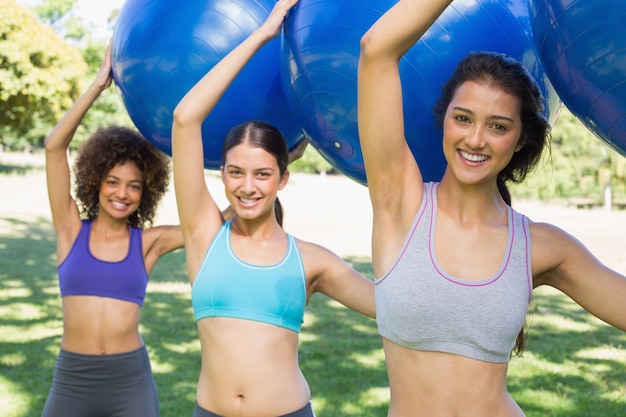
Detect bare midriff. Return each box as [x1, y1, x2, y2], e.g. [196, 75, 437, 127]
[61, 296, 143, 355]
[195, 317, 311, 417]
[382, 338, 526, 417]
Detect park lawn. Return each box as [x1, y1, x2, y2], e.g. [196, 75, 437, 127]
[0, 200, 624, 416]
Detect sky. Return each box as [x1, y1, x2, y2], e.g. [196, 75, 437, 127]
[17, 0, 127, 39]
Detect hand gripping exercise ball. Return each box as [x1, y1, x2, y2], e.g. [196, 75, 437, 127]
[112, 0, 303, 169]
[530, 0, 626, 156]
[281, 0, 560, 184]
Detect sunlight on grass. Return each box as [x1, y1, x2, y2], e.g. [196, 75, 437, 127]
[576, 346, 626, 362]
[0, 282, 33, 300]
[299, 331, 320, 343]
[351, 349, 385, 368]
[0, 377, 29, 417]
[158, 341, 200, 355]
[1, 322, 62, 343]
[514, 387, 575, 412]
[0, 352, 27, 367]
[0, 280, 33, 291]
[358, 387, 390, 407]
[301, 312, 320, 342]
[303, 311, 317, 325]
[0, 302, 44, 320]
[151, 361, 176, 374]
[148, 282, 190, 293]
[532, 313, 597, 332]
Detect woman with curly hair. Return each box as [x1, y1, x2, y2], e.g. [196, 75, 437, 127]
[42, 43, 183, 417]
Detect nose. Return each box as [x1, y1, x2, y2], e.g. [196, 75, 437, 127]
[115, 186, 128, 199]
[241, 174, 255, 194]
[465, 125, 485, 149]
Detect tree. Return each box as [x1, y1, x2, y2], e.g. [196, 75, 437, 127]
[511, 106, 626, 201]
[0, 0, 87, 150]
[30, 0, 132, 145]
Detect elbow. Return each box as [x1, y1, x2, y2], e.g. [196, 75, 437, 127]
[359, 29, 379, 62]
[359, 30, 401, 72]
[43, 136, 54, 151]
[172, 104, 192, 129]
[359, 26, 392, 62]
[172, 99, 205, 131]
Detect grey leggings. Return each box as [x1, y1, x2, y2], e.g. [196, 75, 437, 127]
[193, 401, 315, 417]
[41, 346, 159, 417]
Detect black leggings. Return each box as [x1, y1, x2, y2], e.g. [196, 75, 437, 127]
[193, 401, 315, 417]
[41, 346, 159, 417]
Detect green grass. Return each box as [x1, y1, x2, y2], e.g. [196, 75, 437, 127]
[1, 207, 625, 416]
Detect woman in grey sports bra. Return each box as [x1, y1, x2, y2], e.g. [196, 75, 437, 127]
[358, 0, 626, 416]
[171, 1, 375, 416]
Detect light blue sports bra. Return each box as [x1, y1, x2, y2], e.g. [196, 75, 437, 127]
[191, 221, 307, 333]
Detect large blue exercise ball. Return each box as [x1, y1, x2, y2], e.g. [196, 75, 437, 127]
[111, 0, 303, 169]
[530, 0, 626, 156]
[281, 0, 561, 184]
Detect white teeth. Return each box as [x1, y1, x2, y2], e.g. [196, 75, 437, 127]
[460, 150, 488, 162]
[111, 201, 127, 208]
[240, 197, 255, 204]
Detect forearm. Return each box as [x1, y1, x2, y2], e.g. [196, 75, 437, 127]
[172, 28, 274, 128]
[44, 82, 107, 153]
[360, 0, 453, 62]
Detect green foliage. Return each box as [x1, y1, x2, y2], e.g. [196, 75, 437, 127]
[67, 40, 134, 149]
[0, 0, 87, 150]
[510, 107, 626, 202]
[2, 0, 133, 150]
[33, 0, 116, 43]
[289, 143, 335, 174]
[32, 0, 75, 26]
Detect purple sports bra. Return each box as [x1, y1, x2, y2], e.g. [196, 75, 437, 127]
[58, 220, 149, 306]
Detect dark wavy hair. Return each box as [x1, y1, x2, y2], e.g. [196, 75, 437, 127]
[433, 51, 552, 187]
[73, 126, 170, 228]
[222, 120, 289, 226]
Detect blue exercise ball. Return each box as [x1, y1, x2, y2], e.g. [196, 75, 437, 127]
[111, 0, 303, 169]
[530, 0, 626, 156]
[281, 0, 561, 184]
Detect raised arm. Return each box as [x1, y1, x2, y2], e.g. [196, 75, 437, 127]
[171, 0, 298, 274]
[357, 0, 452, 273]
[44, 42, 113, 258]
[532, 223, 626, 331]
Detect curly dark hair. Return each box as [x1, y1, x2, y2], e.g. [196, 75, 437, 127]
[433, 51, 552, 186]
[73, 126, 170, 228]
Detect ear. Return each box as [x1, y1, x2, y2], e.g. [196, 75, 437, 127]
[220, 165, 225, 183]
[515, 134, 526, 152]
[278, 170, 290, 190]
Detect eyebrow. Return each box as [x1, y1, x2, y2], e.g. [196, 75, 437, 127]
[106, 175, 142, 184]
[226, 163, 275, 172]
[452, 106, 515, 124]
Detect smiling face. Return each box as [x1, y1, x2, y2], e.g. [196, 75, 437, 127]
[221, 142, 288, 223]
[442, 80, 524, 186]
[98, 161, 143, 221]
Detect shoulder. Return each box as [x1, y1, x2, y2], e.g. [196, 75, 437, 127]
[294, 238, 345, 273]
[142, 224, 184, 256]
[529, 220, 578, 247]
[294, 237, 340, 257]
[529, 220, 588, 284]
